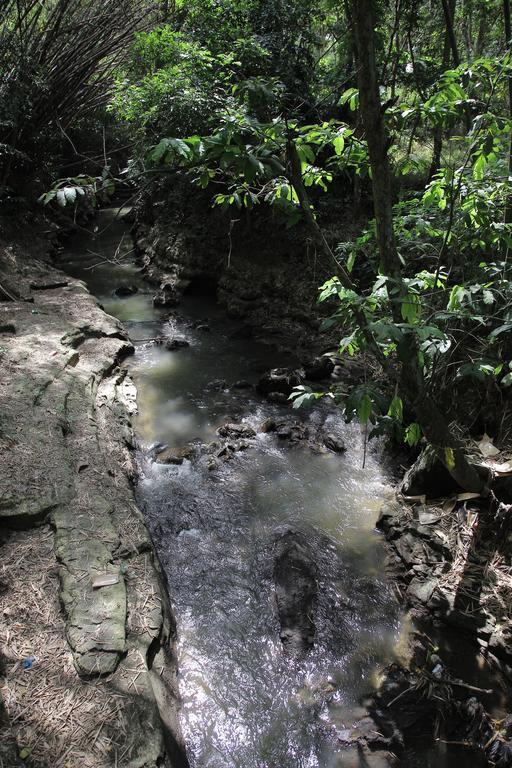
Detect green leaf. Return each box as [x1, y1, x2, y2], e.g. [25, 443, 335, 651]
[299, 144, 315, 163]
[473, 153, 487, 180]
[457, 361, 496, 381]
[333, 135, 345, 156]
[39, 190, 57, 205]
[63, 186, 77, 204]
[448, 284, 464, 310]
[489, 323, 512, 338]
[404, 422, 421, 447]
[244, 154, 262, 182]
[400, 293, 421, 323]
[56, 189, 67, 207]
[387, 395, 403, 422]
[339, 88, 359, 110]
[444, 447, 455, 471]
[357, 394, 372, 425]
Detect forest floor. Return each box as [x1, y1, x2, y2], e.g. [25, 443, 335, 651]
[0, 218, 185, 768]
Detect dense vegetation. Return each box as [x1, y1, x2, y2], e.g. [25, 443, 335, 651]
[2, 0, 512, 490]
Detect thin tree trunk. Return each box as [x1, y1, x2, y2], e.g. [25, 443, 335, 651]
[503, 0, 512, 234]
[351, 0, 400, 282]
[350, 0, 484, 492]
[475, 7, 487, 57]
[429, 0, 456, 179]
[441, 0, 460, 65]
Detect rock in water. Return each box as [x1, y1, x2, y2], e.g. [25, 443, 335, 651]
[217, 423, 256, 439]
[274, 531, 318, 657]
[323, 432, 346, 453]
[165, 337, 190, 350]
[114, 285, 138, 297]
[256, 367, 304, 398]
[232, 379, 252, 390]
[303, 356, 334, 381]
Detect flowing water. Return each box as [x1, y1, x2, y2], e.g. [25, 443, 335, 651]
[60, 208, 496, 768]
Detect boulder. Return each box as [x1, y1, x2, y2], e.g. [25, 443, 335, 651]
[153, 284, 178, 307]
[217, 440, 251, 459]
[276, 422, 309, 442]
[165, 337, 190, 351]
[323, 432, 346, 453]
[154, 444, 197, 464]
[232, 380, 252, 390]
[256, 367, 304, 398]
[205, 379, 226, 391]
[114, 285, 138, 297]
[303, 356, 334, 381]
[217, 423, 256, 439]
[266, 392, 289, 404]
[400, 445, 461, 498]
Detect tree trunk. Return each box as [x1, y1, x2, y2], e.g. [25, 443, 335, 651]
[351, 0, 400, 282]
[429, 0, 456, 180]
[441, 0, 460, 66]
[350, 0, 484, 493]
[503, 0, 512, 233]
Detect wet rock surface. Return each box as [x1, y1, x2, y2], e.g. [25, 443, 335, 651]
[273, 531, 318, 657]
[323, 432, 346, 453]
[132, 186, 341, 356]
[0, 242, 186, 766]
[216, 422, 257, 439]
[303, 355, 334, 381]
[114, 284, 138, 296]
[165, 337, 190, 350]
[256, 366, 304, 398]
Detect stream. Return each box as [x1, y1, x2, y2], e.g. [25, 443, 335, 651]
[60, 208, 494, 768]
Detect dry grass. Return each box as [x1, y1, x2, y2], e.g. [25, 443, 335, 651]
[0, 527, 132, 768]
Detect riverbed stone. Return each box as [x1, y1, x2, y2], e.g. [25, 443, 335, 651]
[303, 355, 334, 381]
[155, 444, 197, 464]
[274, 530, 318, 657]
[114, 284, 138, 296]
[406, 577, 437, 605]
[400, 445, 461, 498]
[256, 367, 304, 398]
[165, 337, 190, 350]
[217, 422, 257, 439]
[323, 432, 346, 453]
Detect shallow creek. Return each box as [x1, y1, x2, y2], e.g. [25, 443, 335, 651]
[60, 208, 492, 768]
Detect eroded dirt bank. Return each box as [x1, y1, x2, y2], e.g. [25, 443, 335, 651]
[0, 234, 186, 768]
